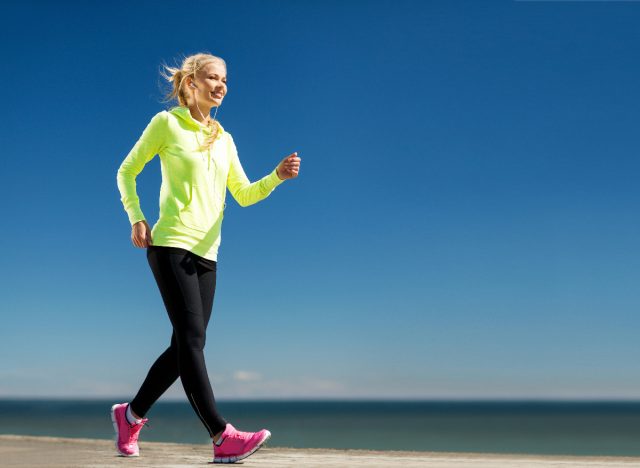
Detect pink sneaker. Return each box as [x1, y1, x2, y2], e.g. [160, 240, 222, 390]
[110, 403, 148, 457]
[213, 423, 271, 463]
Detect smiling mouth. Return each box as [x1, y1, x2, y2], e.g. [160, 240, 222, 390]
[211, 92, 224, 99]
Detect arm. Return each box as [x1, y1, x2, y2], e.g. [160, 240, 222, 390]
[116, 112, 167, 225]
[226, 134, 286, 207]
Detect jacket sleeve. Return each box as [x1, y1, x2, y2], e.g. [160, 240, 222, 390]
[226, 133, 284, 207]
[116, 112, 167, 225]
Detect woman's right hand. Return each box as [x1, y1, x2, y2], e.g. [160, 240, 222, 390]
[132, 220, 153, 248]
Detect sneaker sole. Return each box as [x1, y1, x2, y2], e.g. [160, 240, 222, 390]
[213, 430, 271, 464]
[110, 404, 139, 457]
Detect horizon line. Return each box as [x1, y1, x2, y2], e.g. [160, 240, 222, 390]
[1, 396, 639, 403]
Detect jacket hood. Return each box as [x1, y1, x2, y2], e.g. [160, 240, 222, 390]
[169, 105, 225, 138]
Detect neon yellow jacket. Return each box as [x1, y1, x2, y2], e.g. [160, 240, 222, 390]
[116, 106, 284, 261]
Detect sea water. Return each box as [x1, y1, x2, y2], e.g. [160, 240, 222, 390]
[1, 399, 639, 456]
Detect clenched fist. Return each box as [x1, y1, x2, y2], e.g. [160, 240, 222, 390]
[276, 152, 301, 180]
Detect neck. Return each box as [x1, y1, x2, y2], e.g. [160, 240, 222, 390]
[187, 104, 214, 125]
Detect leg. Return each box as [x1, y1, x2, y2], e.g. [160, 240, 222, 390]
[129, 333, 179, 418]
[130, 252, 218, 418]
[136, 246, 226, 436]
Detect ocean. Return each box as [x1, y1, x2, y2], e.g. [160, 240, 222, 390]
[1, 399, 639, 456]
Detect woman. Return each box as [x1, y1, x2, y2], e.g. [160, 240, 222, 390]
[113, 52, 300, 464]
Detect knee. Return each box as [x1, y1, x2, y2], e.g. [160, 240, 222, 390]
[176, 328, 206, 351]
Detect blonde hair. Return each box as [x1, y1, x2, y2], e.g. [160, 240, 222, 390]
[159, 52, 227, 150]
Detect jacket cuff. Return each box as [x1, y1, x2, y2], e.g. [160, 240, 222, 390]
[128, 211, 146, 226]
[266, 167, 286, 190]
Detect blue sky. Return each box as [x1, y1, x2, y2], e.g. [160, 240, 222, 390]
[1, 0, 639, 400]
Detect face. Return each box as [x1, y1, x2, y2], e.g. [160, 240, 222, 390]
[191, 61, 227, 107]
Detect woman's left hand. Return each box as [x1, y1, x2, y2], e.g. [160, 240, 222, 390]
[276, 152, 301, 180]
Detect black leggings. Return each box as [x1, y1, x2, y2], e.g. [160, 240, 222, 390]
[129, 245, 227, 437]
